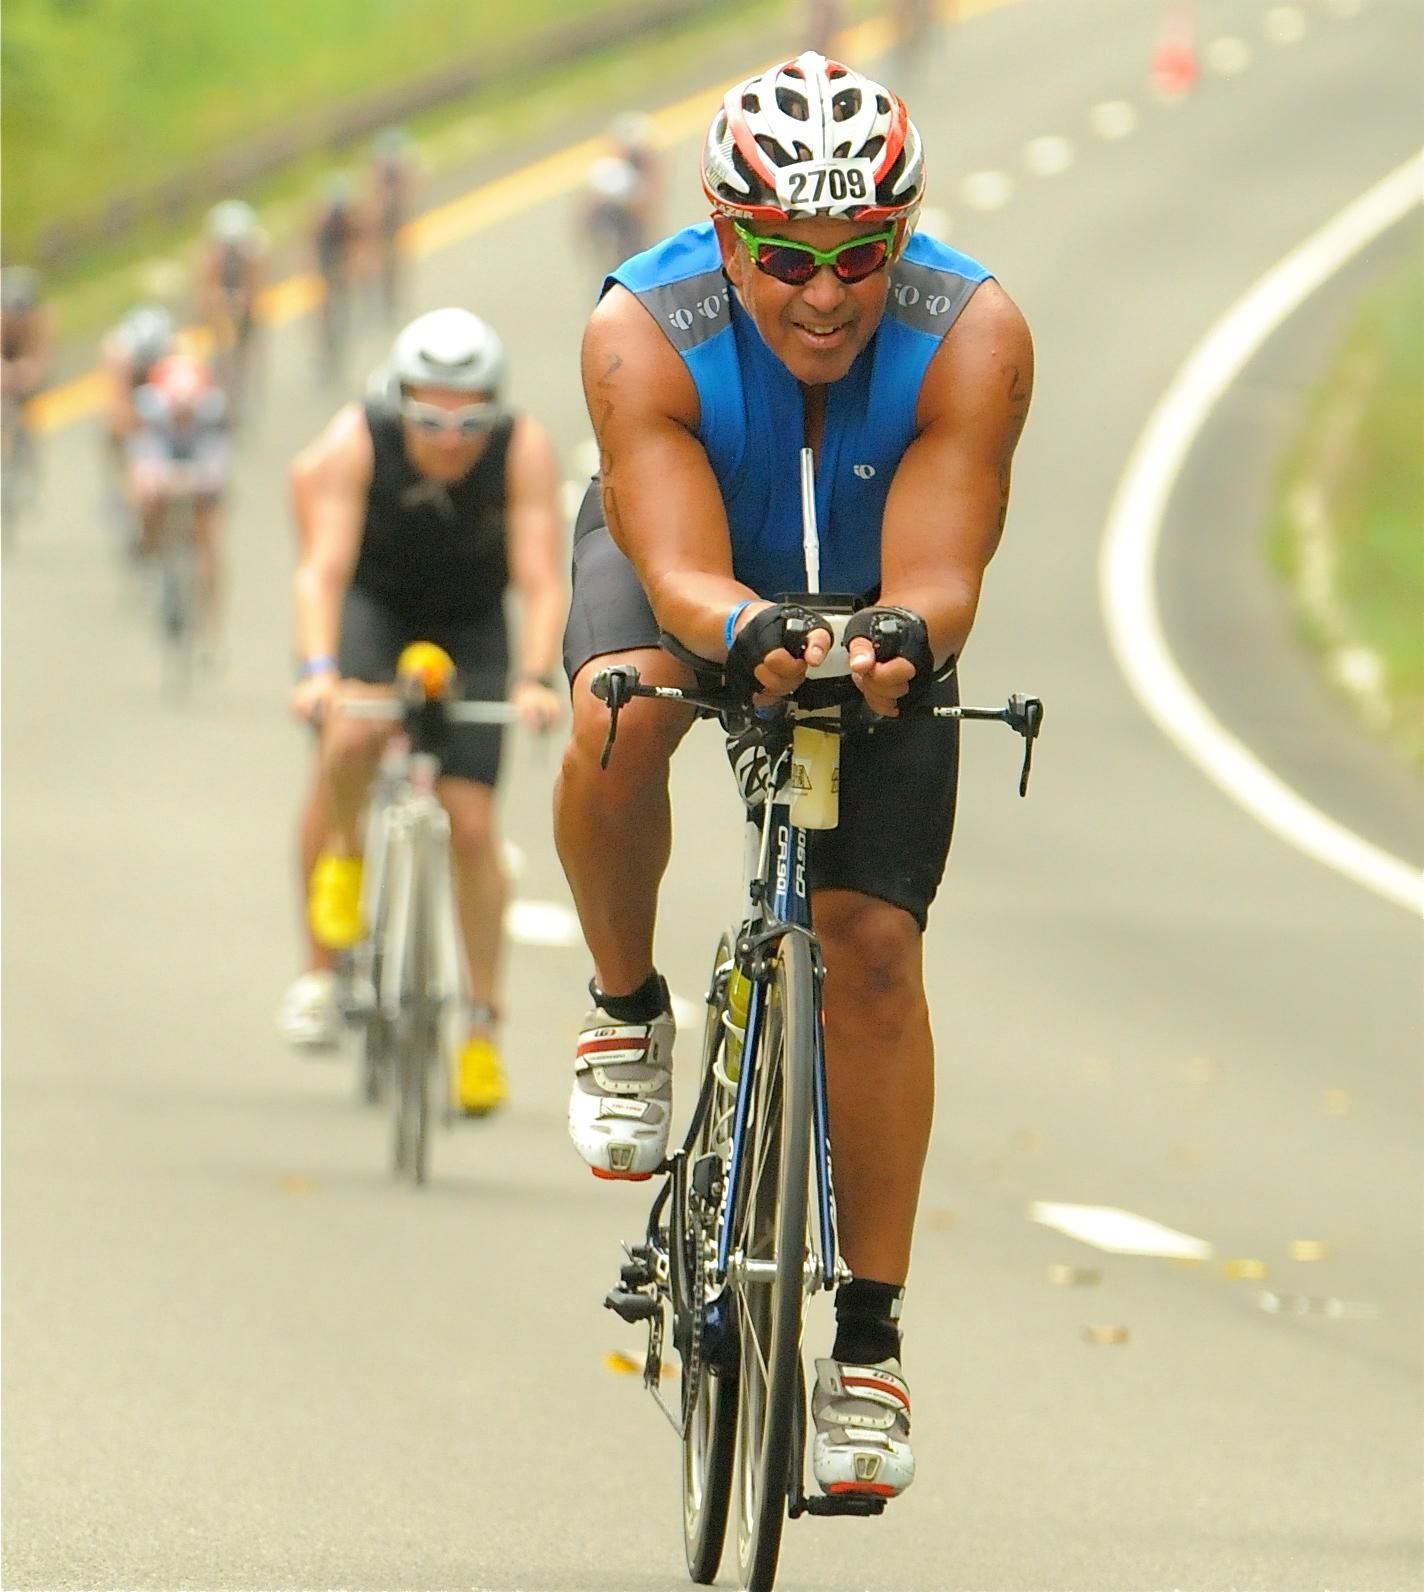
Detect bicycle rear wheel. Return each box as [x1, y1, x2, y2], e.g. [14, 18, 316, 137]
[679, 936, 739, 1584]
[733, 933, 815, 1592]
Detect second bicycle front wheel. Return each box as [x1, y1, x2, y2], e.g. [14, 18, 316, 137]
[733, 933, 815, 1592]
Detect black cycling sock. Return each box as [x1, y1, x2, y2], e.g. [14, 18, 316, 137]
[591, 970, 669, 1025]
[831, 1278, 904, 1366]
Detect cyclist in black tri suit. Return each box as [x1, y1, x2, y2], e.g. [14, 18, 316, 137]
[311, 175, 363, 383]
[198, 199, 268, 420]
[281, 309, 566, 1117]
[364, 126, 418, 320]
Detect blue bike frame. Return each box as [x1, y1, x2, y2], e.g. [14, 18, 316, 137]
[715, 792, 838, 1291]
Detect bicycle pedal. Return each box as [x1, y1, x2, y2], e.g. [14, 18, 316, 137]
[604, 1288, 659, 1324]
[798, 1494, 887, 1518]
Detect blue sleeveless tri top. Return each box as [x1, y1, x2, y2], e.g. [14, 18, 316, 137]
[608, 223, 992, 597]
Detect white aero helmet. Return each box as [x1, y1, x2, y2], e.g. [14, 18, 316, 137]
[702, 52, 924, 246]
[208, 199, 258, 243]
[387, 307, 506, 408]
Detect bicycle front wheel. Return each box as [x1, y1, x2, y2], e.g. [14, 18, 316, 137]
[679, 935, 739, 1584]
[733, 932, 816, 1592]
[392, 819, 439, 1185]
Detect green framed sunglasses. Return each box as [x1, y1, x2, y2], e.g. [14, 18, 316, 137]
[732, 221, 898, 286]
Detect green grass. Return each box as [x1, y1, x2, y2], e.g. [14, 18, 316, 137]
[1269, 241, 1424, 767]
[11, 0, 783, 346]
[0, 0, 677, 261]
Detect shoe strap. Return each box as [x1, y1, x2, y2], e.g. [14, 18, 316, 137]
[815, 1359, 912, 1419]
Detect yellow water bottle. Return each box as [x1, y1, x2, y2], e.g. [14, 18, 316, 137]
[790, 710, 840, 829]
[724, 966, 752, 1082]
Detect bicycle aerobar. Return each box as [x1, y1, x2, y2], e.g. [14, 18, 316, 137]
[590, 664, 1044, 796]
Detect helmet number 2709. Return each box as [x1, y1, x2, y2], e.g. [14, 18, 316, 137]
[775, 160, 875, 209]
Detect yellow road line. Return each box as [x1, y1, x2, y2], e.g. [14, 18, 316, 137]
[30, 0, 1017, 438]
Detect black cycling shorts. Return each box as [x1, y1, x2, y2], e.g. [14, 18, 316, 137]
[339, 585, 508, 788]
[560, 484, 960, 931]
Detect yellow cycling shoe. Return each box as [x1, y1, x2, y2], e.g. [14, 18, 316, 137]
[307, 853, 365, 951]
[455, 1032, 508, 1117]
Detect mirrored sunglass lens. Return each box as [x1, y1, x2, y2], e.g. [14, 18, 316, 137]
[832, 240, 889, 282]
[757, 244, 817, 284]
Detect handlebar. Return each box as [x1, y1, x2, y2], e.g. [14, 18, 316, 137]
[590, 664, 1044, 796]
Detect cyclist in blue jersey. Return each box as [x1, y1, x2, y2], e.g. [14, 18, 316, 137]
[555, 52, 1033, 1500]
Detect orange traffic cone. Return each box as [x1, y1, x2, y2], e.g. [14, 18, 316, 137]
[1150, 4, 1199, 98]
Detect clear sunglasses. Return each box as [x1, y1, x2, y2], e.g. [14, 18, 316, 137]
[399, 396, 499, 437]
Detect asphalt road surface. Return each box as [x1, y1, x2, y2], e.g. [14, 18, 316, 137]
[4, 2, 1421, 1589]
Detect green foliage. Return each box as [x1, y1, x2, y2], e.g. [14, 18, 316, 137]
[0, 0, 647, 257]
[1270, 242, 1424, 765]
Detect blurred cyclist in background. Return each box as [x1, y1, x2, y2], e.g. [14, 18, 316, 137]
[364, 126, 419, 321]
[197, 199, 268, 422]
[280, 308, 566, 1117]
[312, 174, 364, 383]
[128, 351, 229, 646]
[1, 266, 54, 532]
[578, 114, 662, 278]
[100, 304, 177, 548]
[805, 0, 845, 52]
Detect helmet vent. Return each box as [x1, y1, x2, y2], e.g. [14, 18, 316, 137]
[776, 86, 810, 121]
[831, 89, 861, 122]
[861, 134, 885, 161]
[742, 91, 761, 113]
[876, 93, 891, 114]
[755, 134, 798, 168]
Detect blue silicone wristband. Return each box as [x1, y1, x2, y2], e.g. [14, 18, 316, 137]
[302, 654, 338, 678]
[723, 600, 755, 650]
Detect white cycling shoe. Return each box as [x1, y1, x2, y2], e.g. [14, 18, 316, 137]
[568, 997, 675, 1180]
[276, 971, 343, 1051]
[811, 1357, 915, 1499]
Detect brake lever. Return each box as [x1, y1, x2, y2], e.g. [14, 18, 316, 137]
[591, 664, 641, 769]
[1006, 693, 1044, 797]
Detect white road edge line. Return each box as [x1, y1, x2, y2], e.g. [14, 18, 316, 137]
[1028, 1201, 1214, 1259]
[1099, 151, 1424, 918]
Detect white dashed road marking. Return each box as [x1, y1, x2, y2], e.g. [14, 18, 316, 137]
[1263, 4, 1308, 43]
[1205, 36, 1253, 75]
[917, 204, 952, 241]
[1029, 1202, 1215, 1260]
[959, 170, 1015, 210]
[1089, 100, 1138, 140]
[506, 898, 582, 947]
[1025, 1203, 1216, 1254]
[501, 839, 526, 878]
[1023, 136, 1075, 177]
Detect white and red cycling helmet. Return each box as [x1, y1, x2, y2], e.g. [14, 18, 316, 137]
[701, 52, 924, 246]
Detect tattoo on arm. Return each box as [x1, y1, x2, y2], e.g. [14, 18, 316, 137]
[592, 353, 623, 481]
[996, 364, 1031, 531]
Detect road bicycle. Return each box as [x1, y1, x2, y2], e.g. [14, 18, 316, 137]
[598, 621, 1042, 1591]
[1, 388, 40, 551]
[338, 647, 519, 1184]
[153, 484, 204, 698]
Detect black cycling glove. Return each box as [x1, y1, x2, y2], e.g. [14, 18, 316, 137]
[842, 605, 937, 706]
[725, 602, 828, 698]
